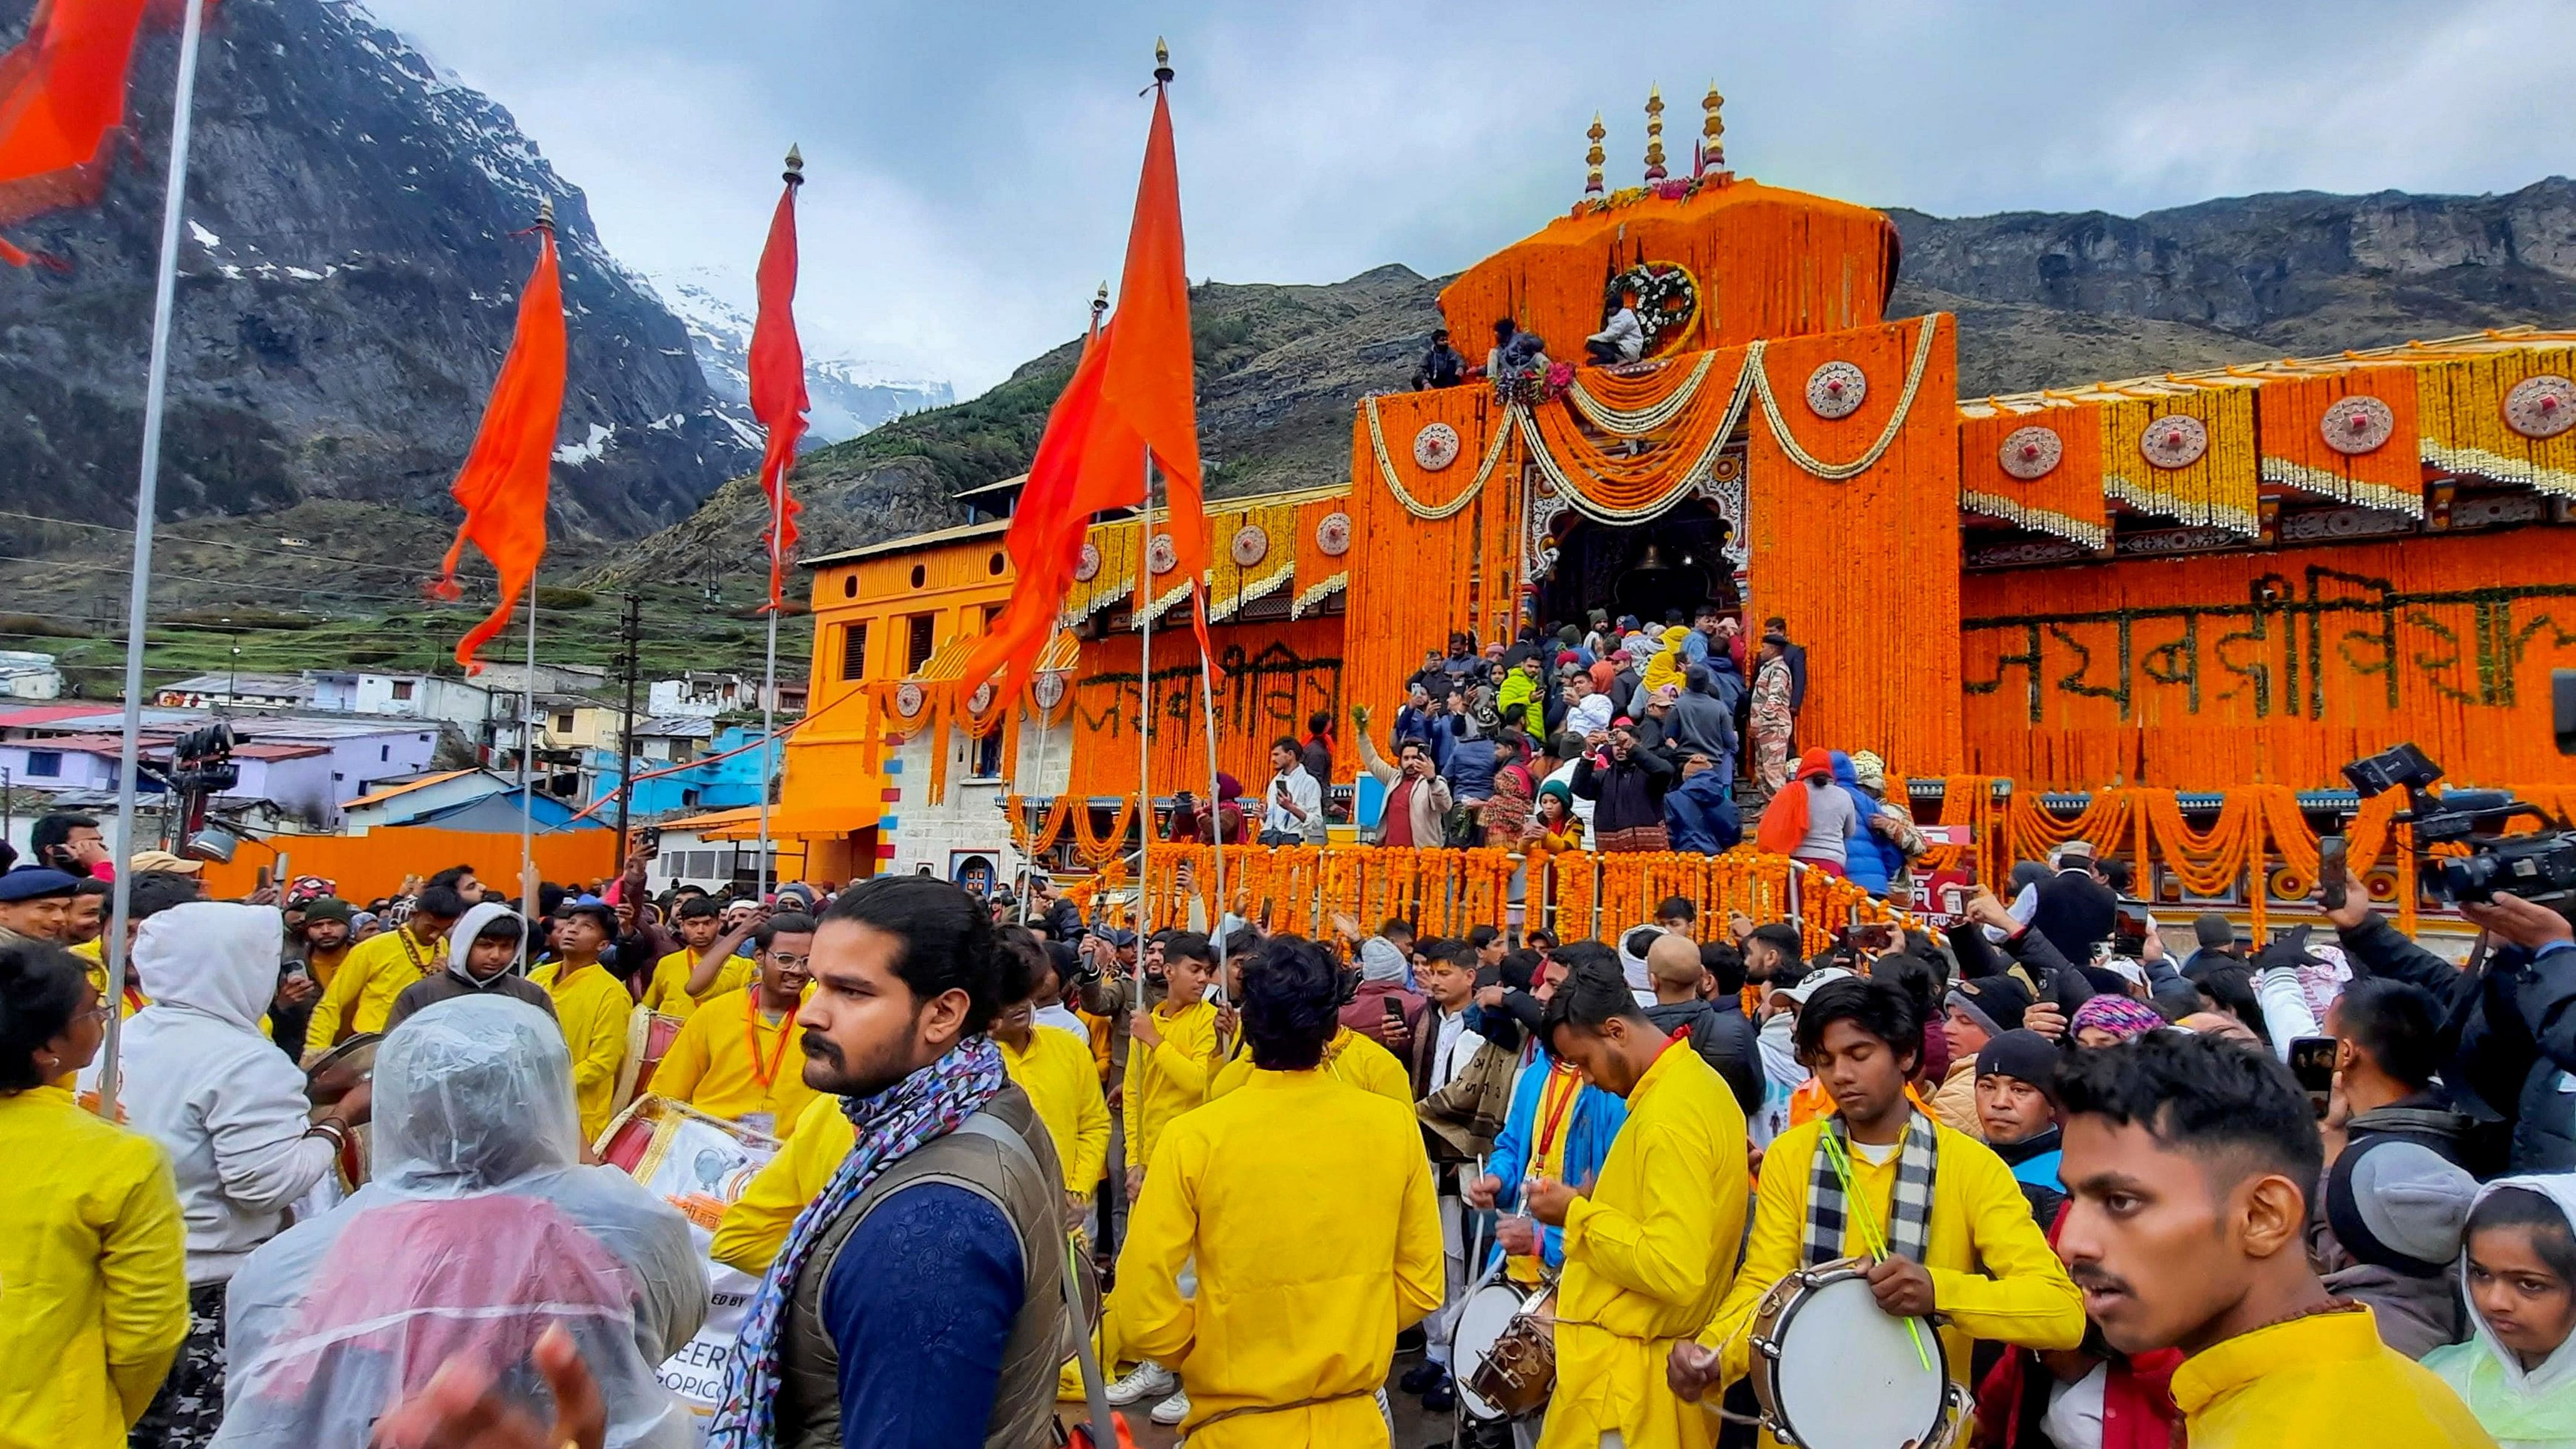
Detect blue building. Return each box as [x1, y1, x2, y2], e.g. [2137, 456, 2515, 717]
[586, 721, 771, 818]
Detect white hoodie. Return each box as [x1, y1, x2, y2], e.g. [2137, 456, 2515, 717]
[116, 901, 338, 1285]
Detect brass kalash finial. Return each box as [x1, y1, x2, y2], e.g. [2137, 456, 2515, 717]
[1154, 37, 1174, 86]
[1584, 113, 1606, 196]
[1643, 85, 1668, 183]
[1092, 281, 1110, 324]
[783, 143, 805, 188]
[536, 194, 555, 232]
[1699, 81, 1724, 174]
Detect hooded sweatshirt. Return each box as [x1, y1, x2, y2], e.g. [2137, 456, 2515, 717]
[114, 902, 340, 1285]
[2424, 1175, 2576, 1446]
[386, 901, 556, 1033]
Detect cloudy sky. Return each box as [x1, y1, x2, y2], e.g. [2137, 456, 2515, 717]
[363, 0, 2576, 398]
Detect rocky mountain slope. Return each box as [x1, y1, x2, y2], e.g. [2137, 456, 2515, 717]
[608, 178, 2576, 594]
[0, 0, 752, 540]
[646, 269, 953, 446]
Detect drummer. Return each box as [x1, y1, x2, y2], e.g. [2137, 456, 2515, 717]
[1521, 948, 1749, 1449]
[299, 886, 465, 1061]
[652, 911, 820, 1138]
[1676, 978, 2085, 1436]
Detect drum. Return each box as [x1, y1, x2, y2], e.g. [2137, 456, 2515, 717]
[615, 1008, 687, 1110]
[304, 1033, 380, 1188]
[1465, 1285, 1556, 1420]
[596, 1095, 783, 1232]
[1452, 1281, 1536, 1421]
[1747, 1258, 1965, 1449]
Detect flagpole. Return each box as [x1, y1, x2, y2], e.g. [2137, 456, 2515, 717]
[1195, 591, 1227, 973]
[98, 0, 210, 1118]
[1134, 450, 1153, 953]
[757, 600, 778, 899]
[518, 576, 538, 941]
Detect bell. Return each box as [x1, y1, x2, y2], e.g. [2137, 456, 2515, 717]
[1633, 541, 1673, 571]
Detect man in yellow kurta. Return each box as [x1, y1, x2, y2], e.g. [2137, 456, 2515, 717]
[1208, 1022, 1411, 1105]
[652, 912, 820, 1139]
[1673, 977, 2085, 1445]
[640, 895, 757, 1022]
[1111, 936, 1445, 1447]
[993, 966, 1112, 1213]
[526, 901, 634, 1143]
[299, 888, 465, 1059]
[1119, 933, 1223, 1201]
[1522, 953, 1749, 1449]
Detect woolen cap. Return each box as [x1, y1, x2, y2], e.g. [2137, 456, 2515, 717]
[2193, 912, 2235, 949]
[1973, 1028, 2061, 1089]
[1948, 975, 2034, 1035]
[2326, 1138, 2477, 1276]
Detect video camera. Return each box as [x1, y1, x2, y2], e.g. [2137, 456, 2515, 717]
[2343, 741, 2576, 906]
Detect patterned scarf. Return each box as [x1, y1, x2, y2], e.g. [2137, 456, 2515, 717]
[706, 1035, 1009, 1449]
[1802, 1110, 1939, 1268]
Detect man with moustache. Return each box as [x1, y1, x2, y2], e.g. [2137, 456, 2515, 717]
[2053, 1031, 2490, 1447]
[701, 875, 1070, 1449]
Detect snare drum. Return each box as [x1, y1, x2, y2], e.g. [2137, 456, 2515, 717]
[596, 1095, 784, 1231]
[1465, 1285, 1556, 1420]
[615, 1008, 687, 1110]
[1451, 1281, 1530, 1421]
[1747, 1258, 1965, 1449]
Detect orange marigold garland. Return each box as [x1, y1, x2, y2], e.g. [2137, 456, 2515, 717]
[2255, 366, 2421, 516]
[1957, 403, 2108, 548]
[2099, 384, 2260, 535]
[2414, 340, 2576, 498]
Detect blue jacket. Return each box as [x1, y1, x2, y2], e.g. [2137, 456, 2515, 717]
[1664, 767, 1741, 853]
[1483, 1060, 1626, 1274]
[1442, 723, 1499, 804]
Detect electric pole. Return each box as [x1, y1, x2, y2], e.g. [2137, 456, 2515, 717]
[612, 592, 644, 865]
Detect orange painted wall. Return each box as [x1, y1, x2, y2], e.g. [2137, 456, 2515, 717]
[199, 827, 618, 905]
[1960, 528, 2576, 790]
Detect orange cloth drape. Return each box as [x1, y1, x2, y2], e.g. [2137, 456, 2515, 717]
[1746, 315, 1962, 772]
[1961, 526, 2576, 789]
[434, 224, 563, 674]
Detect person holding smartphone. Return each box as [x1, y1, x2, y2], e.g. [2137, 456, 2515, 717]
[1258, 736, 1326, 846]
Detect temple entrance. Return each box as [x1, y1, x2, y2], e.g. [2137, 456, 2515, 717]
[1532, 502, 1742, 629]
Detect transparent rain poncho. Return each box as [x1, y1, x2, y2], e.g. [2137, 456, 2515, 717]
[213, 995, 708, 1448]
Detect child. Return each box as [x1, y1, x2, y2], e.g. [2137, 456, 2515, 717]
[2425, 1177, 2576, 1446]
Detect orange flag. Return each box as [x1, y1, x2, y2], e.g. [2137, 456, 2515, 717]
[0, 0, 219, 266]
[958, 81, 1205, 702]
[433, 222, 565, 674]
[748, 161, 807, 613]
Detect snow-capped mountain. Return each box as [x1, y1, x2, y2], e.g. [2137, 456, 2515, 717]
[650, 269, 955, 444]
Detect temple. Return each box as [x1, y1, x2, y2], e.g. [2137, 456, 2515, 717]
[748, 94, 2576, 943]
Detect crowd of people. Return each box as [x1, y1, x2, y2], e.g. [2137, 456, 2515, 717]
[7, 791, 2576, 1449]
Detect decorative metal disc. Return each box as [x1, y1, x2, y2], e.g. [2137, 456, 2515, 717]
[2139, 413, 2209, 469]
[1072, 542, 1101, 583]
[1708, 451, 1744, 483]
[1999, 425, 2063, 480]
[2320, 396, 2395, 455]
[967, 683, 995, 714]
[1032, 672, 1066, 709]
[1315, 511, 1352, 556]
[1805, 361, 1866, 419]
[2505, 374, 2576, 439]
[1147, 533, 1177, 574]
[893, 681, 925, 719]
[1412, 422, 1462, 471]
[1229, 525, 1269, 568]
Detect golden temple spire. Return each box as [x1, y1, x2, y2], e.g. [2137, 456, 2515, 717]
[1698, 81, 1724, 174]
[1643, 85, 1668, 183]
[1584, 112, 1606, 196]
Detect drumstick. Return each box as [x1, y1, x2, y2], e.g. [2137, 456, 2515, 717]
[1818, 1130, 1935, 1373]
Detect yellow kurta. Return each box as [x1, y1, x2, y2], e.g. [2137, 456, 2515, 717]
[1111, 1069, 1445, 1447]
[650, 986, 819, 1138]
[1002, 1027, 1111, 1193]
[2173, 1305, 2495, 1448]
[640, 946, 755, 1023]
[528, 959, 634, 1142]
[301, 923, 447, 1056]
[1121, 996, 1220, 1173]
[1539, 1043, 1750, 1449]
[1207, 1026, 1412, 1107]
[1703, 1116, 2086, 1433]
[710, 1093, 849, 1276]
[0, 1086, 189, 1449]
[76, 942, 149, 1018]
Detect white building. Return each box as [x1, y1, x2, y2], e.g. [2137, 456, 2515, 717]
[648, 671, 803, 717]
[0, 651, 62, 701]
[153, 671, 315, 711]
[303, 670, 506, 740]
[0, 708, 439, 828]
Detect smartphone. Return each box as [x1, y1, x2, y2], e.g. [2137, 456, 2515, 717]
[1383, 996, 1407, 1032]
[2113, 906, 2149, 951]
[1202, 981, 1225, 1008]
[2318, 835, 2348, 911]
[2288, 1036, 2338, 1118]
[640, 825, 665, 859]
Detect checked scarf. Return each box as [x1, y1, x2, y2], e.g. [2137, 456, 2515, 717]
[1801, 1110, 1938, 1268]
[706, 1035, 1009, 1449]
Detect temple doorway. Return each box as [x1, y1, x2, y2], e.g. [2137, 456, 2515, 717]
[1532, 502, 1741, 629]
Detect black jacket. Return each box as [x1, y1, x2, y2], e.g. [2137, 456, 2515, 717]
[1644, 996, 1762, 1114]
[2028, 869, 2118, 967]
[1572, 745, 1677, 835]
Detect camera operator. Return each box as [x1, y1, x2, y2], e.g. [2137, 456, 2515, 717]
[2319, 860, 2576, 1175]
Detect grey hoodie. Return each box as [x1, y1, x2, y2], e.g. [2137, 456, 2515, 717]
[385, 901, 555, 1033]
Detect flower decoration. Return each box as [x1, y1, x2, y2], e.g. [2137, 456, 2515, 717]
[1998, 424, 2063, 480]
[1411, 422, 1461, 471]
[1602, 261, 1700, 357]
[2320, 396, 2395, 456]
[2505, 375, 2576, 439]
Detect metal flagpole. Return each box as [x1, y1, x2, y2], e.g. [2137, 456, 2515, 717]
[98, 0, 211, 1118]
[757, 601, 779, 898]
[1134, 451, 1153, 1006]
[1195, 594, 1227, 978]
[518, 582, 538, 947]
